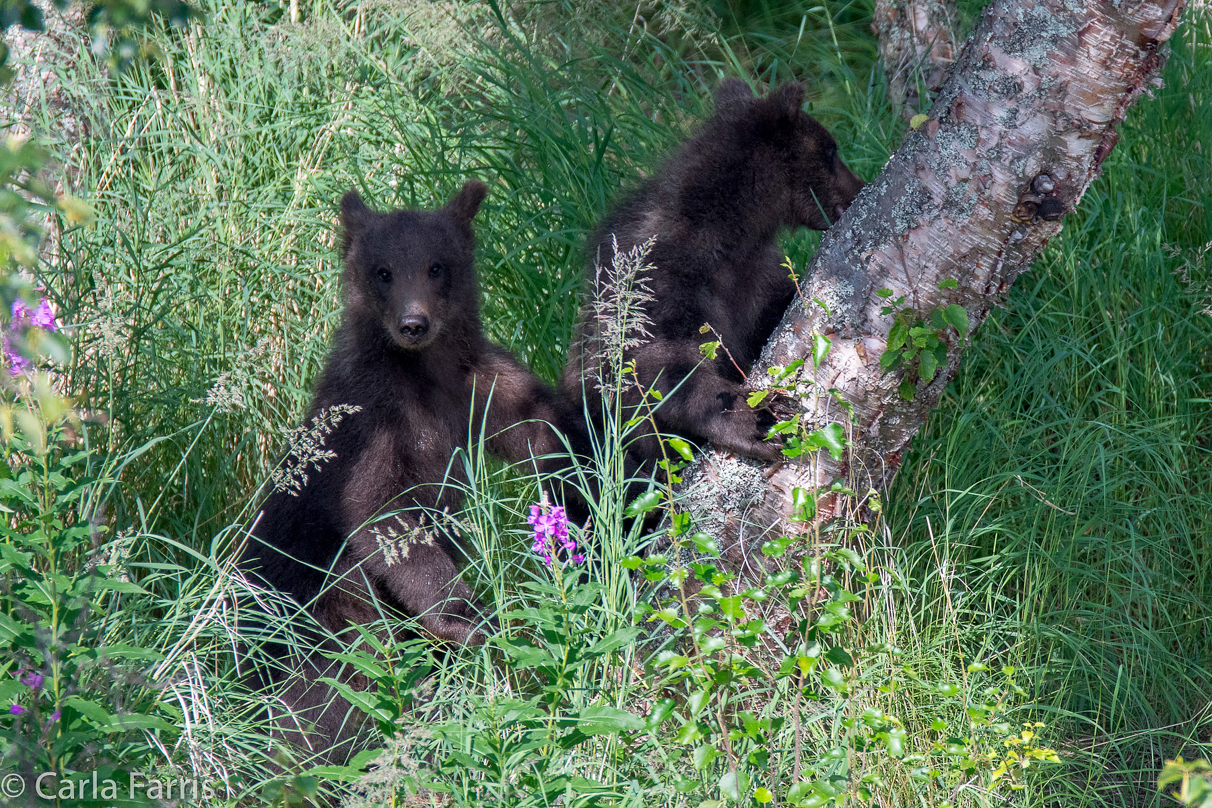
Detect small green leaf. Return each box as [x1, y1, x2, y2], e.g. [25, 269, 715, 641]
[625, 490, 663, 517]
[647, 698, 675, 728]
[825, 646, 854, 667]
[822, 667, 848, 693]
[718, 770, 748, 801]
[718, 595, 745, 622]
[761, 536, 794, 556]
[919, 350, 938, 383]
[657, 651, 691, 669]
[586, 628, 643, 657]
[812, 333, 831, 369]
[899, 379, 916, 401]
[876, 287, 895, 298]
[676, 720, 706, 744]
[746, 389, 769, 408]
[767, 569, 798, 587]
[667, 437, 695, 462]
[577, 704, 645, 734]
[755, 786, 774, 803]
[786, 782, 813, 804]
[943, 303, 969, 337]
[887, 726, 907, 758]
[813, 423, 846, 461]
[671, 510, 692, 535]
[687, 690, 710, 716]
[690, 532, 720, 556]
[699, 341, 720, 360]
[938, 278, 959, 290]
[880, 349, 901, 371]
[693, 744, 721, 770]
[887, 321, 908, 352]
[790, 487, 816, 523]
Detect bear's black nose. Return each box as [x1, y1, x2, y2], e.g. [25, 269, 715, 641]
[399, 315, 430, 339]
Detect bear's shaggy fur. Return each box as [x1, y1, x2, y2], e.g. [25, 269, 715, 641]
[243, 182, 585, 759]
[564, 79, 865, 464]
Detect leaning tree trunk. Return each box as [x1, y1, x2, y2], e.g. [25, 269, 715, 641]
[683, 0, 1187, 556]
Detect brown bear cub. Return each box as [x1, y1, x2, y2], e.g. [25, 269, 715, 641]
[242, 182, 586, 756]
[564, 79, 865, 465]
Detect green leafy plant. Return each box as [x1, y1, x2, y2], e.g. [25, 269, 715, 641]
[327, 537, 648, 807]
[876, 281, 969, 402]
[0, 428, 176, 806]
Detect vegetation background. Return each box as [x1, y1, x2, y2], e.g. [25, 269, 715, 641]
[2, 0, 1211, 805]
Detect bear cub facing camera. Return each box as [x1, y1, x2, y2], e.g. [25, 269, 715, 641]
[564, 79, 865, 465]
[243, 182, 586, 753]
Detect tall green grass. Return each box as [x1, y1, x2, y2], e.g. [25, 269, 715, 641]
[884, 20, 1212, 804]
[8, 0, 1210, 804]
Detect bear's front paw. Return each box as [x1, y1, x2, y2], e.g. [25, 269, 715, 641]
[712, 409, 786, 463]
[421, 598, 497, 646]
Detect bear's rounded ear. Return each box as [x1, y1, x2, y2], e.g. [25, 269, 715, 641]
[771, 81, 806, 119]
[444, 180, 489, 233]
[340, 190, 372, 253]
[714, 77, 754, 116]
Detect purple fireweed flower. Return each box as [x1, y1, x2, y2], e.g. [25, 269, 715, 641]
[20, 671, 43, 691]
[49, 710, 60, 722]
[529, 504, 555, 567]
[30, 299, 57, 331]
[9, 704, 25, 715]
[11, 298, 31, 323]
[10, 297, 56, 330]
[528, 498, 582, 568]
[5, 296, 58, 376]
[3, 334, 30, 375]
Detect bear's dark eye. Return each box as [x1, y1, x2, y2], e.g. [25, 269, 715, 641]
[376, 267, 392, 283]
[428, 263, 443, 278]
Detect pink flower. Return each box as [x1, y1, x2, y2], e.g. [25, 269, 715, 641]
[528, 499, 582, 568]
[5, 296, 59, 376]
[3, 334, 30, 375]
[11, 298, 31, 323]
[30, 299, 57, 331]
[9, 704, 25, 715]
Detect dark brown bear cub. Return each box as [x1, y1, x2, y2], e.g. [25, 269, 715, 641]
[564, 79, 865, 465]
[243, 181, 584, 757]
